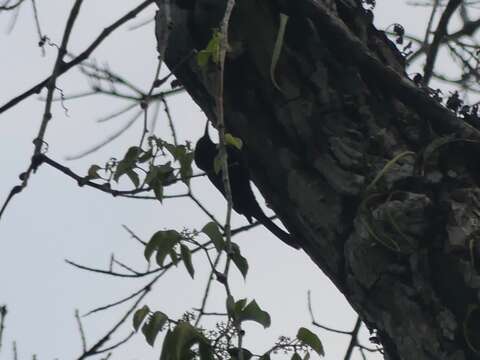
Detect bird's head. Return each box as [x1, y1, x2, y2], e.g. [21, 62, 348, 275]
[194, 122, 218, 172]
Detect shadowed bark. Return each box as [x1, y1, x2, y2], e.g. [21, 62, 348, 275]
[159, 0, 480, 359]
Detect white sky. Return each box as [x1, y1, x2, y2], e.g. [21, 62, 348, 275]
[0, 1, 459, 360]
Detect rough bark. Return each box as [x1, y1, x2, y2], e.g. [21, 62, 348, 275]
[158, 0, 480, 359]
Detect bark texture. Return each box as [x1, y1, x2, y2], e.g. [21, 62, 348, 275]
[158, 0, 480, 358]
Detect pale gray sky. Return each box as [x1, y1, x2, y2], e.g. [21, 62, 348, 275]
[0, 1, 452, 359]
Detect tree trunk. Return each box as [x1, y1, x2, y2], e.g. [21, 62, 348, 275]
[159, 1, 480, 359]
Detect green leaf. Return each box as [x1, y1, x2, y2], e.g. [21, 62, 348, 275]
[259, 354, 271, 360]
[155, 231, 181, 266]
[202, 222, 224, 251]
[114, 161, 131, 182]
[303, 352, 310, 360]
[297, 328, 324, 357]
[169, 249, 179, 266]
[208, 31, 221, 63]
[168, 322, 210, 360]
[196, 50, 211, 68]
[144, 230, 182, 265]
[226, 295, 235, 318]
[198, 341, 214, 360]
[228, 348, 253, 360]
[126, 169, 140, 188]
[213, 153, 223, 174]
[124, 146, 142, 161]
[234, 298, 247, 316]
[87, 164, 101, 179]
[141, 311, 168, 346]
[114, 146, 141, 182]
[179, 152, 194, 185]
[239, 300, 271, 328]
[160, 330, 175, 360]
[230, 243, 249, 278]
[225, 133, 243, 150]
[180, 244, 195, 278]
[133, 305, 150, 331]
[138, 148, 153, 163]
[196, 31, 221, 67]
[144, 236, 159, 261]
[291, 353, 302, 360]
[165, 143, 187, 160]
[153, 181, 164, 202]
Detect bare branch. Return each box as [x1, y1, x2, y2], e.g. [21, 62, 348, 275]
[423, 0, 462, 85]
[0, 0, 154, 114]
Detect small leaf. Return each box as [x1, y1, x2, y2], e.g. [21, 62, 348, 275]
[180, 152, 194, 185]
[234, 298, 247, 316]
[144, 230, 182, 265]
[124, 146, 142, 162]
[153, 181, 164, 202]
[87, 165, 101, 179]
[202, 222, 224, 251]
[142, 311, 168, 346]
[239, 300, 271, 328]
[159, 330, 175, 360]
[155, 231, 182, 266]
[114, 146, 141, 182]
[180, 244, 195, 278]
[133, 305, 150, 331]
[169, 249, 179, 266]
[230, 243, 249, 278]
[228, 348, 253, 360]
[297, 328, 324, 357]
[259, 354, 271, 360]
[227, 297, 247, 322]
[126, 169, 140, 188]
[144, 236, 160, 261]
[213, 153, 223, 174]
[196, 31, 221, 67]
[196, 50, 211, 68]
[171, 322, 204, 360]
[165, 143, 186, 160]
[225, 133, 243, 150]
[199, 341, 214, 360]
[226, 295, 235, 318]
[291, 353, 302, 360]
[138, 149, 153, 163]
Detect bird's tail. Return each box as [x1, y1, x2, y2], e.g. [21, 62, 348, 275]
[251, 206, 300, 249]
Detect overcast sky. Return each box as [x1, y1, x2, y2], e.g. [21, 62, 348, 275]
[0, 1, 448, 359]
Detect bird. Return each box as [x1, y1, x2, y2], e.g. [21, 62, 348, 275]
[194, 122, 299, 249]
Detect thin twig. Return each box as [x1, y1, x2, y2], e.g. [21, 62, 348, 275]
[0, 0, 155, 114]
[92, 332, 135, 354]
[12, 341, 17, 360]
[343, 317, 362, 360]
[307, 291, 351, 335]
[75, 309, 87, 352]
[0, 0, 25, 11]
[83, 269, 167, 316]
[194, 252, 222, 327]
[76, 288, 148, 359]
[65, 109, 142, 160]
[121, 225, 147, 245]
[0, 305, 6, 352]
[423, 0, 462, 85]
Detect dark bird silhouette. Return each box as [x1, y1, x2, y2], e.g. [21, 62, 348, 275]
[194, 123, 299, 249]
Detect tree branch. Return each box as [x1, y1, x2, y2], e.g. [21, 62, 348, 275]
[423, 0, 462, 85]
